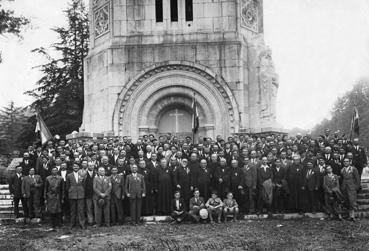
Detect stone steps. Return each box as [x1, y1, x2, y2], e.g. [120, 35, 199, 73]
[0, 184, 15, 221]
[358, 193, 369, 199]
[357, 199, 369, 205]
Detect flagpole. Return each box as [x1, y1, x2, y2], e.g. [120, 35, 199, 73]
[192, 92, 195, 145]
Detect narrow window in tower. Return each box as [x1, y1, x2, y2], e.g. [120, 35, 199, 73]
[156, 0, 163, 22]
[185, 0, 193, 21]
[170, 0, 178, 22]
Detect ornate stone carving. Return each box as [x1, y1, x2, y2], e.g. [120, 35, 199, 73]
[92, 0, 99, 8]
[241, 0, 259, 32]
[94, 4, 109, 37]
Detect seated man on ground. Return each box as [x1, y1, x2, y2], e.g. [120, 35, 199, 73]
[205, 190, 223, 223]
[223, 192, 239, 222]
[171, 190, 188, 223]
[189, 189, 205, 222]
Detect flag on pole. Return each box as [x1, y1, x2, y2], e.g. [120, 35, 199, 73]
[35, 114, 52, 145]
[350, 106, 359, 138]
[192, 97, 199, 134]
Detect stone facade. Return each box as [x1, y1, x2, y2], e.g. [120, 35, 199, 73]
[79, 0, 282, 140]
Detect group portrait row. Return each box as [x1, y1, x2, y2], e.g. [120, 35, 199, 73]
[8, 129, 367, 230]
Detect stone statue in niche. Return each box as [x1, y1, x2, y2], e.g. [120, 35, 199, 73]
[94, 4, 109, 37]
[241, 0, 259, 32]
[257, 38, 279, 122]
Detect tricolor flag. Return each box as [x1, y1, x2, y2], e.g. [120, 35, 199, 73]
[350, 106, 359, 137]
[35, 114, 52, 145]
[192, 97, 199, 134]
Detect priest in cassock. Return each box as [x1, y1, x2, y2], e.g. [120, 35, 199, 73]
[192, 159, 211, 201]
[214, 158, 230, 199]
[286, 156, 305, 213]
[157, 158, 173, 215]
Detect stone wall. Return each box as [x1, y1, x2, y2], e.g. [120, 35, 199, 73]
[80, 0, 282, 138]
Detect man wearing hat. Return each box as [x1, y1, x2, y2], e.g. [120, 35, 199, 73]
[93, 167, 112, 227]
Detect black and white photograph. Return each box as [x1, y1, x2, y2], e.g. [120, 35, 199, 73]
[0, 0, 369, 250]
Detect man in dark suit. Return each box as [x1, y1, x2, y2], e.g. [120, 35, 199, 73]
[171, 190, 188, 223]
[58, 162, 70, 221]
[125, 164, 146, 225]
[351, 138, 367, 176]
[108, 148, 120, 166]
[322, 146, 334, 166]
[36, 155, 51, 181]
[20, 152, 34, 176]
[272, 159, 288, 213]
[173, 158, 192, 207]
[9, 166, 27, 218]
[93, 167, 112, 227]
[100, 156, 113, 176]
[110, 166, 124, 225]
[213, 158, 230, 200]
[303, 161, 319, 212]
[229, 160, 244, 208]
[242, 158, 257, 214]
[21, 167, 43, 219]
[85, 162, 95, 225]
[66, 163, 86, 229]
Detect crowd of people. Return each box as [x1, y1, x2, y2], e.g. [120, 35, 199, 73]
[7, 129, 368, 230]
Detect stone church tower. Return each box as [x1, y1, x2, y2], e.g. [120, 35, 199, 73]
[78, 0, 281, 140]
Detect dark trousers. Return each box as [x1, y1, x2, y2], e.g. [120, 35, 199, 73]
[62, 195, 70, 217]
[129, 197, 142, 224]
[152, 191, 159, 215]
[171, 211, 189, 222]
[257, 190, 272, 213]
[317, 187, 325, 210]
[13, 197, 26, 218]
[50, 213, 61, 228]
[69, 199, 85, 228]
[272, 187, 286, 213]
[85, 198, 94, 224]
[244, 187, 255, 213]
[305, 190, 318, 212]
[25, 190, 41, 218]
[110, 196, 123, 224]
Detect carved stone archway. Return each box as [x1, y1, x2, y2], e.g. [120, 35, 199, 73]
[113, 61, 240, 140]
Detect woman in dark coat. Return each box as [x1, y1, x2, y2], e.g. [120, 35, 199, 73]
[44, 167, 64, 229]
[157, 158, 173, 215]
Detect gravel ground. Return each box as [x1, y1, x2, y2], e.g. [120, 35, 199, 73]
[1, 218, 369, 250]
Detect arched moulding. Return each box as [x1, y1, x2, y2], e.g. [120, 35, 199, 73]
[113, 61, 240, 139]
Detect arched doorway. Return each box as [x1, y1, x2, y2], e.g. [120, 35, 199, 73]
[113, 62, 240, 140]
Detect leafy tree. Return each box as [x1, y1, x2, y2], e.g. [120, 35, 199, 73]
[0, 0, 30, 62]
[0, 102, 30, 154]
[26, 0, 89, 137]
[312, 79, 369, 148]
